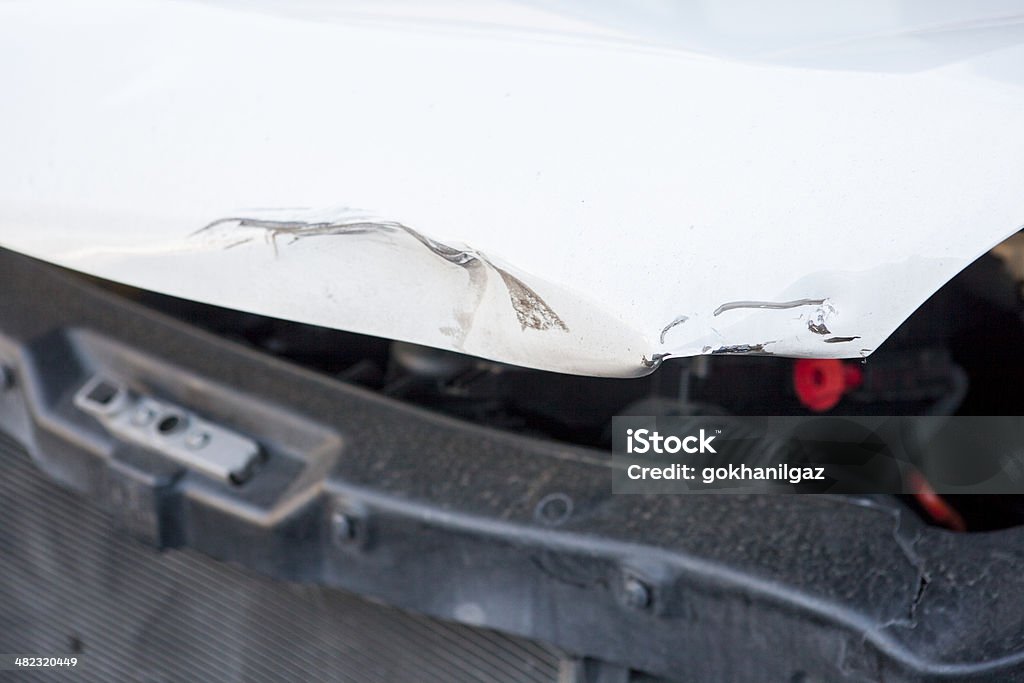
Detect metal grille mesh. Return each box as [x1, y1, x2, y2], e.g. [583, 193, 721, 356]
[0, 432, 563, 683]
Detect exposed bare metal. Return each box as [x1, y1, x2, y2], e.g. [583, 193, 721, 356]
[641, 353, 671, 368]
[711, 342, 774, 355]
[807, 320, 831, 335]
[713, 299, 826, 316]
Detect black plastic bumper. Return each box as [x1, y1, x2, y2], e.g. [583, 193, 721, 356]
[1, 249, 1022, 682]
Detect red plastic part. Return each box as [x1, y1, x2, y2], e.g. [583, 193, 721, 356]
[907, 470, 967, 532]
[792, 359, 863, 412]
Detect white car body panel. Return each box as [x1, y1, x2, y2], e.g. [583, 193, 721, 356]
[1, 1, 1023, 376]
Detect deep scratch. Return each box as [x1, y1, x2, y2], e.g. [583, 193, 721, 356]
[711, 342, 773, 355]
[194, 214, 568, 335]
[495, 267, 568, 332]
[659, 315, 689, 344]
[714, 298, 826, 317]
[807, 320, 831, 335]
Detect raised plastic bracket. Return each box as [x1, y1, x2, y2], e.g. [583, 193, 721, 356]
[74, 375, 261, 484]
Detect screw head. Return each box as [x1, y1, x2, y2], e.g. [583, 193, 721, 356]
[622, 576, 652, 610]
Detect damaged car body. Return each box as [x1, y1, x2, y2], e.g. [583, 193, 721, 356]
[2, 1, 1024, 682]
[3, 0, 1024, 376]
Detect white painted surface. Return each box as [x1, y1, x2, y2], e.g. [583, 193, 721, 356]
[1, 1, 1023, 376]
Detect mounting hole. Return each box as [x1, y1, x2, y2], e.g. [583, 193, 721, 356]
[156, 413, 187, 435]
[534, 492, 573, 526]
[229, 462, 256, 486]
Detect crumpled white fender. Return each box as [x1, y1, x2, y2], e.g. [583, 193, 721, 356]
[1, 0, 1023, 376]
